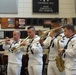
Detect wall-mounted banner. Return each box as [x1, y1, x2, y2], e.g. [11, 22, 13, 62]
[33, 0, 59, 13]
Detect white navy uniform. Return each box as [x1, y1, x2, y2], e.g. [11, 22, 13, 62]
[24, 35, 43, 75]
[43, 33, 69, 75]
[64, 34, 76, 75]
[3, 39, 24, 75]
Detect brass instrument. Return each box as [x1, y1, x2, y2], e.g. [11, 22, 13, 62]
[12, 36, 40, 52]
[38, 30, 45, 40]
[55, 38, 65, 72]
[0, 40, 5, 44]
[0, 38, 13, 45]
[38, 26, 63, 40]
[12, 36, 29, 52]
[55, 53, 65, 72]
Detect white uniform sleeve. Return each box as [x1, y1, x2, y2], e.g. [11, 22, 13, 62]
[3, 43, 10, 51]
[23, 45, 28, 52]
[52, 37, 62, 48]
[53, 38, 58, 48]
[53, 36, 69, 49]
[59, 40, 66, 48]
[59, 38, 69, 48]
[65, 39, 76, 57]
[43, 36, 52, 49]
[31, 42, 43, 54]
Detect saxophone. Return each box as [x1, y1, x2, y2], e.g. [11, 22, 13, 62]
[55, 53, 65, 72]
[55, 37, 65, 72]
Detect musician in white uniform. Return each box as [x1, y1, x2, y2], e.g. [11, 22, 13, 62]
[40, 18, 68, 75]
[22, 26, 43, 75]
[59, 24, 76, 75]
[3, 30, 24, 75]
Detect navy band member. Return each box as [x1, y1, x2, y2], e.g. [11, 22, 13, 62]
[3, 30, 24, 75]
[22, 26, 43, 75]
[59, 24, 76, 75]
[40, 18, 69, 75]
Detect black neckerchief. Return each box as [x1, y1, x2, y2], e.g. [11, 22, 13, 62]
[9, 40, 19, 53]
[65, 34, 75, 49]
[48, 32, 63, 49]
[62, 34, 75, 57]
[26, 38, 34, 54]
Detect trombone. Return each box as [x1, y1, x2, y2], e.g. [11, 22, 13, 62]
[38, 26, 63, 40]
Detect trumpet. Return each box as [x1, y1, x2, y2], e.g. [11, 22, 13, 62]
[0, 40, 5, 44]
[12, 36, 40, 52]
[12, 36, 29, 52]
[0, 38, 13, 45]
[38, 26, 63, 40]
